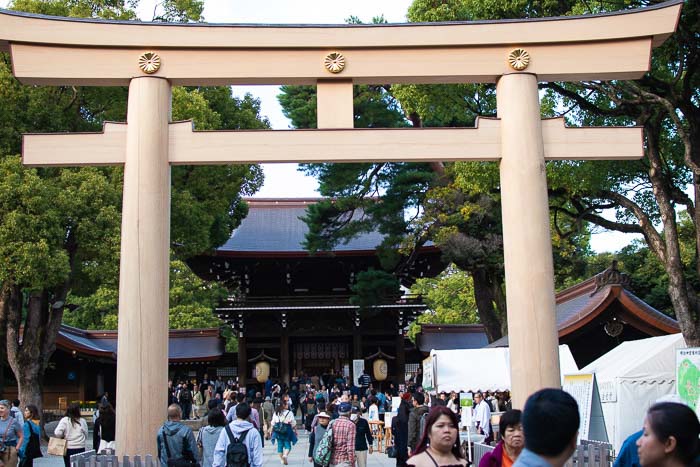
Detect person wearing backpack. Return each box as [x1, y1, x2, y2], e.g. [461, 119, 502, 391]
[18, 405, 41, 467]
[270, 401, 297, 465]
[307, 411, 331, 467]
[212, 403, 262, 467]
[407, 393, 429, 455]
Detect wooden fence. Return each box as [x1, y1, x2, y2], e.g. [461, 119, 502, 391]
[70, 450, 158, 467]
[472, 440, 614, 467]
[563, 440, 614, 467]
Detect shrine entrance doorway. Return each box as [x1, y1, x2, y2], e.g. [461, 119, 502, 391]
[292, 341, 350, 379]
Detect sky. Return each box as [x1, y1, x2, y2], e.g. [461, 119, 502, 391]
[0, 0, 642, 253]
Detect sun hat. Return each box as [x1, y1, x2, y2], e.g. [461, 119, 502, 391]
[317, 411, 331, 419]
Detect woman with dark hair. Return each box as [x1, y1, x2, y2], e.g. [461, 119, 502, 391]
[54, 402, 88, 467]
[407, 406, 466, 467]
[19, 405, 41, 467]
[478, 409, 523, 467]
[271, 400, 296, 465]
[392, 393, 412, 467]
[93, 402, 116, 453]
[199, 408, 227, 467]
[637, 402, 700, 467]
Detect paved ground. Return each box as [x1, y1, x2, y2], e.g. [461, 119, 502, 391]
[261, 428, 395, 467]
[32, 426, 396, 467]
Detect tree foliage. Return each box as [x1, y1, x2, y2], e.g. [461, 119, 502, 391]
[406, 265, 479, 341]
[0, 0, 268, 409]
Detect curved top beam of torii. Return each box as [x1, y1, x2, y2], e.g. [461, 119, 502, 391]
[0, 0, 682, 86]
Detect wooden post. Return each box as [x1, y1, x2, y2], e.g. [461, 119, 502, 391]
[115, 77, 171, 457]
[237, 335, 247, 387]
[395, 333, 405, 385]
[353, 327, 362, 359]
[497, 73, 560, 408]
[280, 332, 290, 384]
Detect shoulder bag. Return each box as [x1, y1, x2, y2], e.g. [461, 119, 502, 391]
[24, 422, 43, 459]
[48, 418, 69, 456]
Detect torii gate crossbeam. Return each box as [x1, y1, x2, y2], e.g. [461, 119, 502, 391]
[0, 0, 682, 457]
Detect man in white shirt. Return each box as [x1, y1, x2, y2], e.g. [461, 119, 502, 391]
[473, 392, 492, 444]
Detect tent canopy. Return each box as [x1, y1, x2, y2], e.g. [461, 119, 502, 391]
[428, 345, 578, 392]
[580, 333, 685, 384]
[578, 333, 686, 451]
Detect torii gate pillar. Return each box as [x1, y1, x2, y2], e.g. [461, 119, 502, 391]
[115, 77, 172, 455]
[498, 73, 560, 406]
[1, 0, 682, 456]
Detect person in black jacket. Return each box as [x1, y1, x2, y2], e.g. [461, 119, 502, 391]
[392, 393, 411, 467]
[351, 407, 373, 467]
[93, 402, 116, 453]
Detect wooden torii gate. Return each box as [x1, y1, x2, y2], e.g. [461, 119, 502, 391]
[0, 0, 682, 456]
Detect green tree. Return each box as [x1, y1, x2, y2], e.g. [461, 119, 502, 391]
[538, 0, 700, 345]
[0, 0, 267, 414]
[279, 4, 592, 343]
[407, 265, 479, 341]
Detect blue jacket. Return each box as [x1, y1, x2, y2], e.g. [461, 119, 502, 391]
[212, 420, 263, 467]
[614, 430, 642, 467]
[19, 420, 41, 459]
[157, 421, 200, 467]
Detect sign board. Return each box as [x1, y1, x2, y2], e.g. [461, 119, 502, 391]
[353, 359, 365, 387]
[598, 380, 617, 403]
[423, 355, 435, 392]
[460, 392, 474, 429]
[677, 347, 700, 414]
[384, 396, 402, 429]
[460, 392, 473, 408]
[563, 373, 608, 442]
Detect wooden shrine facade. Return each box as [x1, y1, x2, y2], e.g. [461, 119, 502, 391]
[188, 199, 442, 386]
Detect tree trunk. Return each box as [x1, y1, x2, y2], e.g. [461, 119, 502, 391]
[0, 285, 8, 399]
[6, 287, 64, 429]
[644, 119, 700, 346]
[472, 269, 504, 342]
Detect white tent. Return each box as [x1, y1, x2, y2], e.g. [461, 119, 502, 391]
[427, 344, 578, 393]
[579, 333, 686, 451]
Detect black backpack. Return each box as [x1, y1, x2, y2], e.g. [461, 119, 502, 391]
[224, 425, 250, 467]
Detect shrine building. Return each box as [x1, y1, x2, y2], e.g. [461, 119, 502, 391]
[187, 198, 444, 387]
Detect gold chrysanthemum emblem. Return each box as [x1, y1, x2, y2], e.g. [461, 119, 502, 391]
[507, 48, 530, 71]
[324, 52, 346, 74]
[138, 52, 161, 74]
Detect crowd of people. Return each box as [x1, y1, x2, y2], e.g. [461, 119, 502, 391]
[0, 368, 697, 467]
[155, 377, 699, 467]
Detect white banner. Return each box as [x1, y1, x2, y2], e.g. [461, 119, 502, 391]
[353, 359, 365, 387]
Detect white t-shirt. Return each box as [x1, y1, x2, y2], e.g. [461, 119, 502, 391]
[271, 410, 294, 426]
[368, 404, 379, 421]
[473, 400, 491, 435]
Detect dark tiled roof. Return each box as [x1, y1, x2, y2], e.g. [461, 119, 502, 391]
[489, 268, 679, 347]
[56, 325, 224, 362]
[218, 199, 386, 253]
[416, 324, 489, 351]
